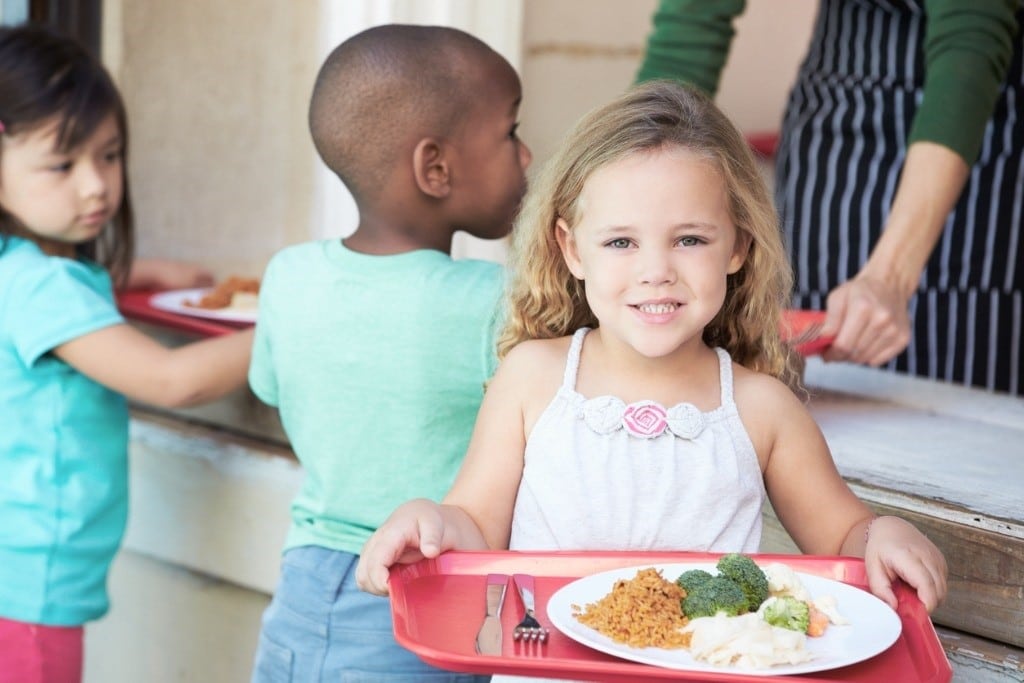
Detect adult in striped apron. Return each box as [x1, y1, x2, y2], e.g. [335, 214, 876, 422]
[638, 0, 1023, 395]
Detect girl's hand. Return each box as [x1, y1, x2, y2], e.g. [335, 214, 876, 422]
[356, 499, 461, 596]
[864, 516, 947, 612]
[126, 258, 215, 291]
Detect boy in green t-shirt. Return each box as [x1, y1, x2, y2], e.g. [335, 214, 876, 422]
[247, 24, 531, 682]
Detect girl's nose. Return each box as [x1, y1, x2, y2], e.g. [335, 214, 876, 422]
[637, 247, 676, 285]
[77, 162, 108, 199]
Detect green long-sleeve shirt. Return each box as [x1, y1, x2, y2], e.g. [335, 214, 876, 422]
[636, 0, 1020, 164]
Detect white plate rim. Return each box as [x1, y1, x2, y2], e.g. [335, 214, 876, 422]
[149, 287, 258, 324]
[545, 562, 902, 677]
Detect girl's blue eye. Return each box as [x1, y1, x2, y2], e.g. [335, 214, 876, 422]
[606, 238, 632, 249]
[678, 236, 702, 247]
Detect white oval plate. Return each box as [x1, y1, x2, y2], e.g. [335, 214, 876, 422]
[149, 288, 258, 324]
[546, 562, 901, 677]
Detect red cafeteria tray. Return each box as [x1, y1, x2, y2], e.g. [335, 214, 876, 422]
[388, 551, 950, 683]
[781, 309, 834, 357]
[116, 289, 246, 337]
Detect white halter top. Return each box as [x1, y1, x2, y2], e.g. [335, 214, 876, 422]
[509, 328, 765, 552]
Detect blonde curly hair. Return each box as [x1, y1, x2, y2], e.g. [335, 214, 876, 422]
[498, 80, 795, 381]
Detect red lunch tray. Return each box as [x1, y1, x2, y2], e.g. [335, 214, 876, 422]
[780, 309, 834, 357]
[388, 551, 950, 683]
[116, 289, 249, 337]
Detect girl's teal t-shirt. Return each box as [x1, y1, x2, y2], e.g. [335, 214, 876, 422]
[0, 236, 128, 626]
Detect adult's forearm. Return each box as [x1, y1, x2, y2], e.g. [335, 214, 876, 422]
[634, 0, 746, 95]
[860, 141, 970, 297]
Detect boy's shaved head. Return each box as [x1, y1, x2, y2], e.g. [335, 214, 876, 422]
[309, 24, 502, 203]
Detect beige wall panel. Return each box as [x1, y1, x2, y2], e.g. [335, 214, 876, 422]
[520, 0, 815, 169]
[114, 1, 320, 279]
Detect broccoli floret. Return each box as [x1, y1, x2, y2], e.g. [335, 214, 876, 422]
[716, 553, 769, 612]
[676, 569, 715, 595]
[681, 576, 749, 618]
[758, 595, 810, 633]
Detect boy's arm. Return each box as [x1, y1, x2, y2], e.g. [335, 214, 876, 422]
[54, 324, 254, 407]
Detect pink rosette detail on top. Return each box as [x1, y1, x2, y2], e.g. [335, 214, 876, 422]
[580, 395, 707, 440]
[622, 400, 668, 438]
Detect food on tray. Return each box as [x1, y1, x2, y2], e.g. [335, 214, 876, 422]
[715, 553, 770, 612]
[572, 567, 691, 649]
[678, 554, 770, 619]
[185, 276, 260, 310]
[681, 575, 747, 618]
[573, 554, 849, 669]
[685, 612, 812, 668]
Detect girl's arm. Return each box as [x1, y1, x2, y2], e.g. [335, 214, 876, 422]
[841, 514, 948, 612]
[357, 342, 543, 596]
[739, 371, 947, 611]
[53, 323, 253, 407]
[125, 258, 215, 291]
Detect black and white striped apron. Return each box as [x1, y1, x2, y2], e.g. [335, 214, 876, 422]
[776, 0, 1023, 395]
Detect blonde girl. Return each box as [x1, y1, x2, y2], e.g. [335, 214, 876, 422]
[0, 24, 252, 683]
[357, 81, 945, 626]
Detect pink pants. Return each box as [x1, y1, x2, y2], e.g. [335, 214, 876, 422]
[0, 617, 83, 683]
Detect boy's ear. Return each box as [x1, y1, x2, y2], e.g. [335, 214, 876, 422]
[412, 137, 451, 199]
[555, 218, 585, 279]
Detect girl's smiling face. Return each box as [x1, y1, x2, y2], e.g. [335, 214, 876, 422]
[0, 113, 123, 256]
[556, 147, 748, 360]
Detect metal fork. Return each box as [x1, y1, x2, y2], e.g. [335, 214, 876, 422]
[511, 574, 549, 643]
[787, 319, 825, 347]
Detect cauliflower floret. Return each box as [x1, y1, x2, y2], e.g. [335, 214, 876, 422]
[684, 613, 812, 668]
[762, 562, 811, 602]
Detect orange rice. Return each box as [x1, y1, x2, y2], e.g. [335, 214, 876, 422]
[573, 567, 692, 649]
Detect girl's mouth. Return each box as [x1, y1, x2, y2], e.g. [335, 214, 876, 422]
[80, 210, 109, 226]
[634, 302, 680, 315]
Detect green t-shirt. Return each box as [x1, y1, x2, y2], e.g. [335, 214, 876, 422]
[636, 0, 1020, 163]
[249, 239, 503, 555]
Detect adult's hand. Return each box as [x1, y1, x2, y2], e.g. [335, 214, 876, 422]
[821, 274, 911, 366]
[820, 142, 969, 368]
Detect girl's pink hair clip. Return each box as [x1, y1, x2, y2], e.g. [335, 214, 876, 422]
[0, 120, 6, 134]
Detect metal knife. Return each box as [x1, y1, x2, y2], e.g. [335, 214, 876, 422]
[474, 573, 509, 655]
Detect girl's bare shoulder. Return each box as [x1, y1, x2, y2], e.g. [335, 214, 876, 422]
[501, 335, 573, 371]
[730, 361, 812, 428]
[494, 336, 572, 401]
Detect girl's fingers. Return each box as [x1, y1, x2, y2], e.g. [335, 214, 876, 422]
[417, 516, 444, 558]
[865, 560, 899, 611]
